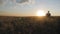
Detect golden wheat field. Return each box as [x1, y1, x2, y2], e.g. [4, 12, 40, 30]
[0, 16, 60, 34]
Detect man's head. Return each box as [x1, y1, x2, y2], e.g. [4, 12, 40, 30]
[48, 11, 50, 13]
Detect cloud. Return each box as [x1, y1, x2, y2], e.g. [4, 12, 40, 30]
[10, 0, 15, 2]
[0, 0, 3, 4]
[0, 0, 35, 5]
[0, 0, 3, 5]
[0, 0, 8, 6]
[15, 0, 35, 5]
[8, 0, 35, 9]
[16, 0, 29, 3]
[0, 0, 35, 8]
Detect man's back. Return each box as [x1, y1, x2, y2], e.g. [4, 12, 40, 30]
[46, 11, 51, 17]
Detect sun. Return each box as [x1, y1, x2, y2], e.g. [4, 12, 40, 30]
[36, 10, 45, 16]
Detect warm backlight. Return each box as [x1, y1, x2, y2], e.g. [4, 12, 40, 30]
[36, 10, 45, 16]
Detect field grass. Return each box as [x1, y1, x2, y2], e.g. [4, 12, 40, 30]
[0, 16, 60, 34]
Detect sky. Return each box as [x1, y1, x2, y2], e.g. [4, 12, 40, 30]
[0, 0, 60, 16]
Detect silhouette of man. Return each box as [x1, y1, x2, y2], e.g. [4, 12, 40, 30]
[46, 11, 51, 17]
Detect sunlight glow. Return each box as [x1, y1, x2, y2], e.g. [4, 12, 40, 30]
[36, 10, 45, 16]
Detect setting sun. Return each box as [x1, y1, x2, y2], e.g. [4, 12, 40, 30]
[36, 10, 45, 16]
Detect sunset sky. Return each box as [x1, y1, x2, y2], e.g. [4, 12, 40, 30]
[0, 0, 60, 16]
